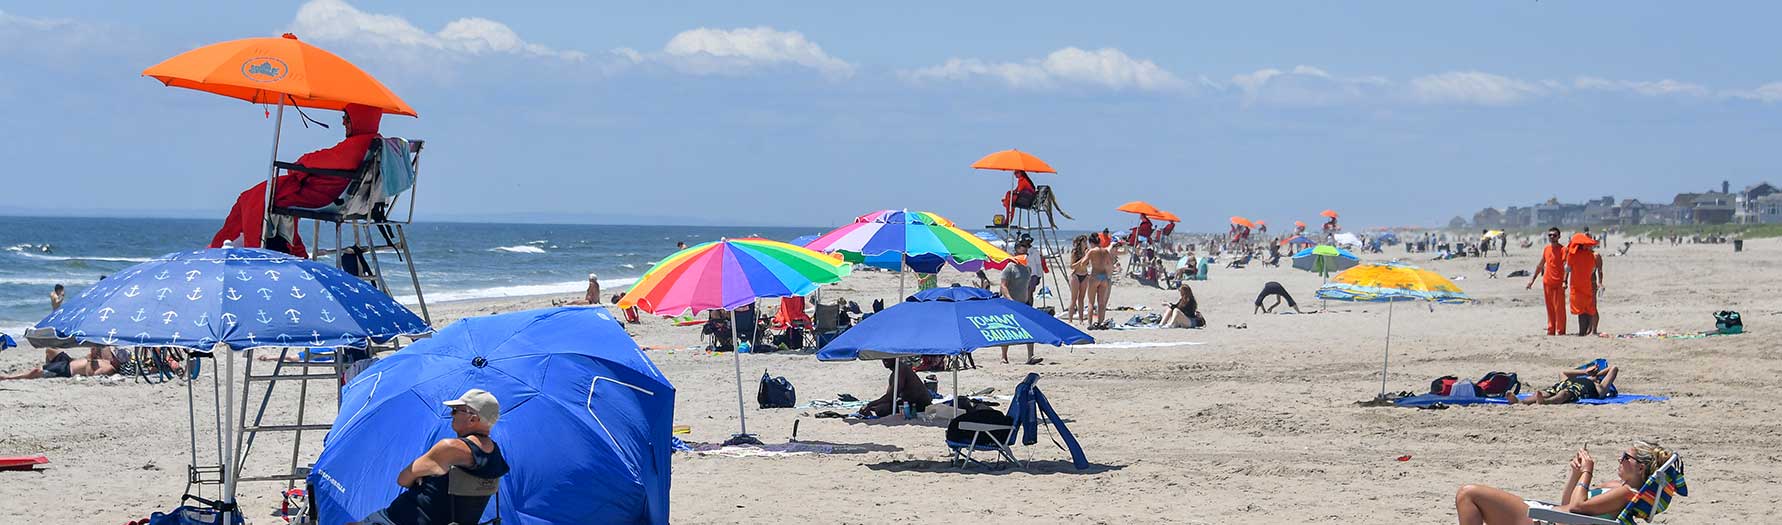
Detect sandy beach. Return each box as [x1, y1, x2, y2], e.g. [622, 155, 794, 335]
[1, 237, 1771, 523]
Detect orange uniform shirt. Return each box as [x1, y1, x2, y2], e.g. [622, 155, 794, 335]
[1541, 244, 1567, 286]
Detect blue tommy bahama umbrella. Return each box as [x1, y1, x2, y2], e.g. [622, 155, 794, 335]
[817, 286, 1091, 414]
[309, 307, 675, 525]
[816, 286, 1091, 361]
[34, 247, 427, 350]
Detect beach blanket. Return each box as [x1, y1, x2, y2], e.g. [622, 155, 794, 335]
[1599, 329, 1730, 340]
[1393, 393, 1667, 408]
[796, 399, 867, 410]
[684, 442, 837, 457]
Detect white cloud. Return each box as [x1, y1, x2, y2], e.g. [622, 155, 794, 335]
[1408, 71, 1544, 105]
[902, 47, 1184, 91]
[1228, 65, 1389, 106]
[289, 0, 584, 61]
[616, 26, 854, 78]
[1723, 82, 1782, 103]
[1573, 76, 1709, 97]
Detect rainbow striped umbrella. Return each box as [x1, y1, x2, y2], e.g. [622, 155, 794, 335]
[803, 209, 1014, 272]
[616, 238, 848, 444]
[618, 238, 850, 315]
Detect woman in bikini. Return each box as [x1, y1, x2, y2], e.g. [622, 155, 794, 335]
[1067, 235, 1091, 321]
[1455, 441, 1672, 524]
[1086, 242, 1116, 325]
[1511, 363, 1618, 405]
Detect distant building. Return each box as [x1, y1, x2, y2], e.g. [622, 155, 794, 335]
[1737, 182, 1779, 224]
[1681, 192, 1736, 224]
[1448, 216, 1468, 229]
[1503, 206, 1533, 228]
[1756, 194, 1782, 224]
[1613, 199, 1646, 226]
[1471, 207, 1503, 228]
[1582, 196, 1616, 226]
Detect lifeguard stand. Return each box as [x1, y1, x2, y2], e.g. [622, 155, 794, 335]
[987, 181, 1071, 311]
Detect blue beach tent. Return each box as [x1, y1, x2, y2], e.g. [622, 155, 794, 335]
[309, 307, 674, 525]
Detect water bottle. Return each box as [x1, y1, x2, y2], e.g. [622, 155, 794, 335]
[738, 341, 751, 354]
[900, 401, 913, 419]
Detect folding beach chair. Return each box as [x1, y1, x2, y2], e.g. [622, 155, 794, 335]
[768, 296, 815, 349]
[947, 375, 1033, 469]
[1528, 454, 1687, 524]
[1225, 252, 1253, 269]
[812, 300, 847, 348]
[1485, 262, 1501, 279]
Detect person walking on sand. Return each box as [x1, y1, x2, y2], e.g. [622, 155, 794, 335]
[1526, 227, 1568, 336]
[998, 241, 1040, 365]
[1566, 233, 1604, 336]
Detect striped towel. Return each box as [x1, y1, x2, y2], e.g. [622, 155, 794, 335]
[1617, 455, 1687, 524]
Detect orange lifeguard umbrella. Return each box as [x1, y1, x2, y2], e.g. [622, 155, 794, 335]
[1321, 209, 1339, 219]
[143, 33, 417, 117]
[1255, 220, 1268, 228]
[1230, 216, 1255, 228]
[1294, 220, 1307, 228]
[972, 149, 1057, 173]
[1116, 201, 1178, 221]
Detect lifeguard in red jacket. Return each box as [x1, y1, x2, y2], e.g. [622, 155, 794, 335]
[210, 103, 382, 258]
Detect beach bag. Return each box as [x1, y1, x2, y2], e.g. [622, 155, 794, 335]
[1475, 372, 1520, 397]
[1715, 310, 1743, 334]
[339, 246, 374, 278]
[146, 495, 244, 525]
[757, 370, 796, 408]
[1429, 375, 1459, 396]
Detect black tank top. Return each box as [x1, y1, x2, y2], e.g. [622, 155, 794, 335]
[385, 436, 510, 525]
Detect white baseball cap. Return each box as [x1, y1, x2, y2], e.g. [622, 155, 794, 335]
[443, 388, 500, 425]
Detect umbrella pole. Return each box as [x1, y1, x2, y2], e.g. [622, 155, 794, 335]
[220, 344, 239, 524]
[1380, 300, 1394, 399]
[728, 309, 756, 445]
[260, 98, 287, 248]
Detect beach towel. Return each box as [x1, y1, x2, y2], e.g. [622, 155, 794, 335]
[1392, 393, 1666, 408]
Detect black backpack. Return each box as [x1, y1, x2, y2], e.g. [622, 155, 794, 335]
[756, 370, 796, 408]
[946, 409, 1013, 445]
[1715, 310, 1743, 334]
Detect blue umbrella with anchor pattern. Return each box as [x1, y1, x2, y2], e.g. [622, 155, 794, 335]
[34, 247, 428, 350]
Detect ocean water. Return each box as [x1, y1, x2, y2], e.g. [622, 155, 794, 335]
[0, 216, 832, 334]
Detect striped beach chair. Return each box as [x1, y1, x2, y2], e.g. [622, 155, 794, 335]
[1529, 453, 1687, 524]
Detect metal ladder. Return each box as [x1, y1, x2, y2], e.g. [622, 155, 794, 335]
[988, 196, 1070, 311]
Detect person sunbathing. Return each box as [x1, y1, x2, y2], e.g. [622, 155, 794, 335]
[1454, 441, 1672, 524]
[1511, 363, 1617, 405]
[2, 346, 123, 380]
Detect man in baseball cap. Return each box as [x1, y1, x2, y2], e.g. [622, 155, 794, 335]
[359, 389, 510, 525]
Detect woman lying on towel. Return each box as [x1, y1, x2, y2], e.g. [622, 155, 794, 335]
[1454, 441, 1671, 525]
[1510, 363, 1617, 405]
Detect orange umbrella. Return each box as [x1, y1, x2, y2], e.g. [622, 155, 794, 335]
[1116, 201, 1178, 221]
[1230, 216, 1255, 228]
[143, 33, 417, 117]
[1321, 209, 1339, 219]
[972, 149, 1057, 173]
[1256, 220, 1267, 227]
[1294, 220, 1307, 228]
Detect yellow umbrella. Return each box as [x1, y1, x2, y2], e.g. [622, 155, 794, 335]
[1316, 262, 1471, 399]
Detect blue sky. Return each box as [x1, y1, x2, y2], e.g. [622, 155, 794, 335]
[3, 1, 1779, 231]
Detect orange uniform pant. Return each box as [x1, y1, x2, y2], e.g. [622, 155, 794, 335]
[1569, 281, 1597, 316]
[1543, 283, 1567, 335]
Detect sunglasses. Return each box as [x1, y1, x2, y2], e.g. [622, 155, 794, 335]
[450, 406, 474, 416]
[1620, 452, 1644, 464]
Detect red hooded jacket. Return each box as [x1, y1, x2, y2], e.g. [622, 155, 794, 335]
[210, 104, 383, 258]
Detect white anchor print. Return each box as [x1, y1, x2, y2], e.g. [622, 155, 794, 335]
[123, 285, 141, 298]
[187, 287, 204, 301]
[221, 312, 238, 326]
[298, 271, 315, 281]
[254, 310, 272, 324]
[161, 311, 179, 324]
[102, 328, 118, 344]
[154, 270, 171, 280]
[236, 270, 252, 281]
[265, 270, 281, 281]
[283, 309, 301, 323]
[130, 308, 147, 323]
[257, 288, 274, 300]
[155, 287, 173, 300]
[310, 330, 324, 346]
[97, 307, 115, 322]
[185, 270, 202, 282]
[225, 288, 243, 301]
[289, 286, 306, 299]
[318, 309, 337, 323]
[194, 312, 210, 327]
